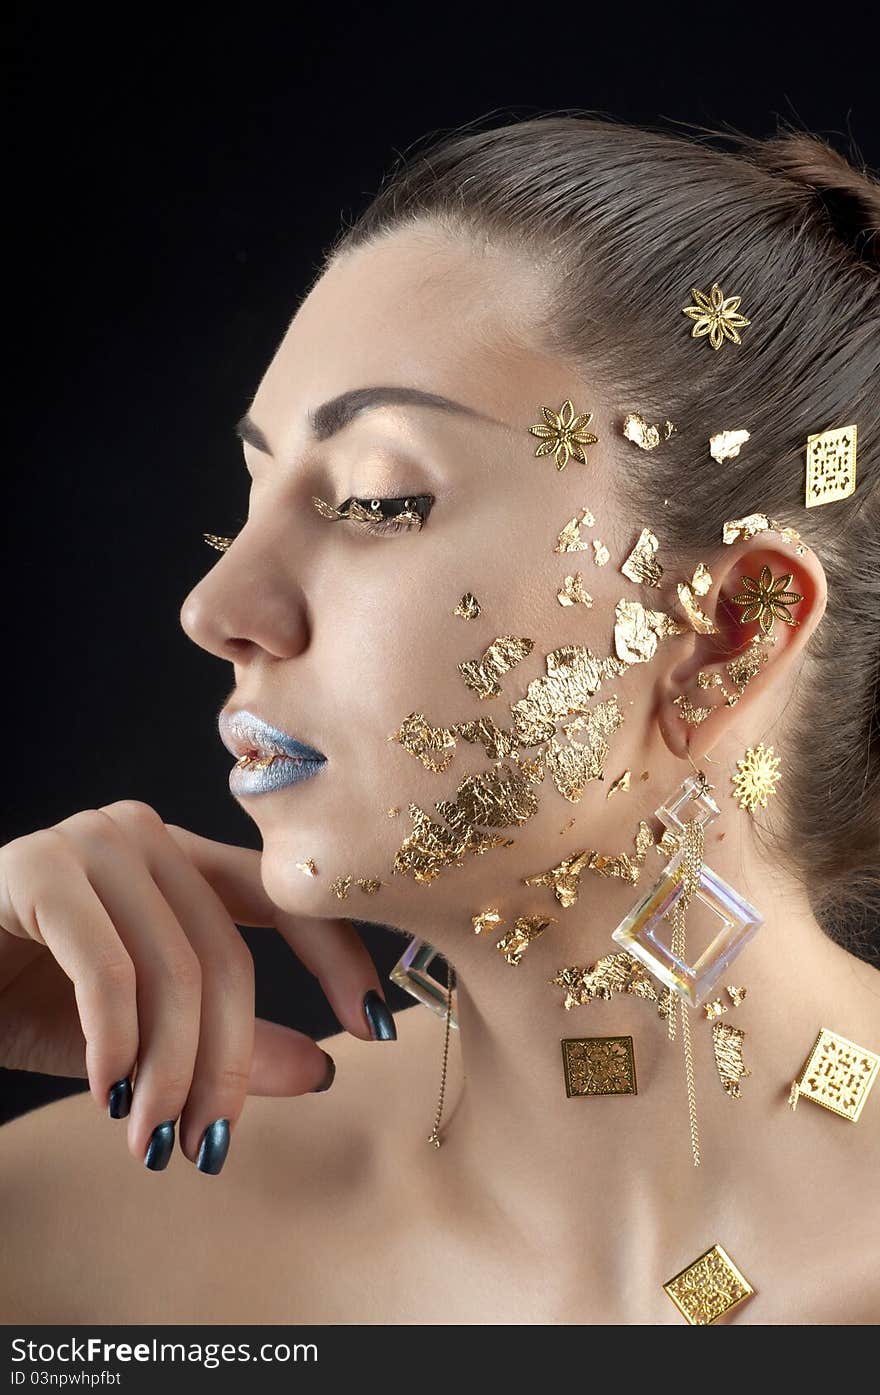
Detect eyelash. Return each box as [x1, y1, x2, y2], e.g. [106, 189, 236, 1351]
[331, 494, 435, 536]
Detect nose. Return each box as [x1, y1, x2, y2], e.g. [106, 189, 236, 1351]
[179, 524, 310, 662]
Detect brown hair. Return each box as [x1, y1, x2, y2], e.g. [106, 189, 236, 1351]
[324, 113, 880, 964]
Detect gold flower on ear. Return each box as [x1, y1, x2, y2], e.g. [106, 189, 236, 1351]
[528, 399, 599, 470]
[682, 283, 750, 351]
[730, 566, 803, 635]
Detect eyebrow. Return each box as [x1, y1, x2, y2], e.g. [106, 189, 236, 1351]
[234, 384, 496, 455]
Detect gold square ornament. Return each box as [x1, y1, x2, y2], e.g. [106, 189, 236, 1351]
[664, 1243, 755, 1325]
[561, 1036, 637, 1097]
[789, 1026, 879, 1122]
[804, 424, 858, 507]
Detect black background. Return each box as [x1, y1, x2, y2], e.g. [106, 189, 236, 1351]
[4, 3, 878, 1124]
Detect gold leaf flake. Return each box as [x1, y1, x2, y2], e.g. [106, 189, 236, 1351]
[329, 875, 352, 900]
[709, 428, 750, 463]
[721, 513, 805, 552]
[551, 950, 663, 1011]
[356, 878, 383, 894]
[386, 806, 400, 817]
[453, 592, 481, 619]
[510, 645, 627, 747]
[392, 804, 514, 884]
[557, 573, 593, 606]
[622, 412, 676, 451]
[726, 984, 747, 1006]
[472, 908, 503, 935]
[459, 635, 534, 700]
[523, 849, 595, 908]
[614, 599, 686, 665]
[553, 511, 593, 553]
[606, 769, 631, 798]
[712, 1021, 752, 1097]
[620, 528, 663, 587]
[390, 711, 458, 772]
[496, 914, 556, 965]
[545, 696, 624, 801]
[677, 582, 718, 635]
[691, 562, 713, 597]
[640, 770, 650, 781]
[592, 539, 610, 566]
[704, 999, 728, 1020]
[435, 762, 539, 833]
[517, 754, 545, 783]
[203, 533, 235, 552]
[455, 717, 518, 761]
[673, 694, 713, 725]
[296, 858, 319, 877]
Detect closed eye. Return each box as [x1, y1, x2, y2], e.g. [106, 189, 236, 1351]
[319, 494, 435, 535]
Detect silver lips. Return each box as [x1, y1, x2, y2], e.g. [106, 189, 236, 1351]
[219, 709, 326, 797]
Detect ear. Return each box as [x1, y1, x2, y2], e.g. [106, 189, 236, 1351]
[656, 538, 828, 762]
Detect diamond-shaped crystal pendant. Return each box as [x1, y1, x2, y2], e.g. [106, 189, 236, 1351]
[389, 938, 459, 1029]
[611, 773, 763, 1006]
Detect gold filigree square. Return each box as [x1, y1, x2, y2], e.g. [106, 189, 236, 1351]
[790, 1026, 879, 1122]
[561, 1036, 637, 1097]
[805, 424, 858, 508]
[663, 1243, 755, 1325]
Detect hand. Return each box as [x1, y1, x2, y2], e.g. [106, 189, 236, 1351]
[0, 800, 395, 1171]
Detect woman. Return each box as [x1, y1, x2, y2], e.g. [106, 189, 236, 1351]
[1, 115, 878, 1325]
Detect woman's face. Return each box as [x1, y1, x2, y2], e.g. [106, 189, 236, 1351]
[180, 224, 663, 928]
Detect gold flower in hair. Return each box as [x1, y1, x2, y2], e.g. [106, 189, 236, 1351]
[730, 565, 802, 635]
[528, 399, 599, 470]
[682, 283, 751, 351]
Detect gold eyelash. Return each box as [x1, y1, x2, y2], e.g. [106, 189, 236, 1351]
[311, 496, 425, 533]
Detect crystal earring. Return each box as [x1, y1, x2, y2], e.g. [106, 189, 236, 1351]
[390, 939, 458, 1149]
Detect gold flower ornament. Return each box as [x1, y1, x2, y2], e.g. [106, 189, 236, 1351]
[528, 399, 599, 470]
[730, 565, 802, 635]
[682, 282, 750, 351]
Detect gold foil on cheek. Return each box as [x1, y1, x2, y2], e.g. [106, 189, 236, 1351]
[554, 508, 594, 553]
[453, 592, 481, 619]
[712, 1021, 752, 1097]
[392, 804, 514, 884]
[458, 635, 535, 700]
[296, 858, 319, 877]
[386, 806, 400, 817]
[434, 762, 539, 833]
[557, 573, 593, 606]
[390, 711, 458, 772]
[620, 528, 663, 587]
[592, 539, 610, 566]
[472, 908, 503, 935]
[356, 878, 383, 895]
[622, 412, 676, 451]
[545, 696, 624, 802]
[496, 915, 556, 966]
[523, 819, 655, 905]
[517, 755, 546, 784]
[455, 717, 518, 762]
[329, 875, 352, 900]
[523, 850, 595, 908]
[606, 769, 631, 798]
[613, 599, 686, 665]
[510, 645, 628, 747]
[709, 429, 750, 463]
[677, 581, 718, 635]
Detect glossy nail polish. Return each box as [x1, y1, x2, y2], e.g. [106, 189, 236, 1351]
[107, 1077, 132, 1119]
[144, 1120, 175, 1170]
[196, 1118, 231, 1175]
[363, 989, 397, 1041]
[311, 1051, 336, 1092]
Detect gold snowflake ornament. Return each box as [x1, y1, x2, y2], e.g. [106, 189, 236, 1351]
[528, 399, 599, 471]
[731, 743, 781, 814]
[730, 565, 803, 635]
[682, 282, 750, 351]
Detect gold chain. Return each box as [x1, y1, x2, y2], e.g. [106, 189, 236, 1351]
[671, 818, 704, 1168]
[427, 958, 455, 1148]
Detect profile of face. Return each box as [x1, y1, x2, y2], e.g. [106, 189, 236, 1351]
[179, 223, 774, 938]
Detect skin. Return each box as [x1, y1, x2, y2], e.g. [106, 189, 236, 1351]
[2, 223, 879, 1324]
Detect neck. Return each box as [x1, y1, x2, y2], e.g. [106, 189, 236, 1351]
[391, 758, 868, 1256]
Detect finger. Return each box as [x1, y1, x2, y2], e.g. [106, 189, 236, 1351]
[55, 809, 203, 1167]
[250, 1018, 338, 1095]
[163, 824, 277, 926]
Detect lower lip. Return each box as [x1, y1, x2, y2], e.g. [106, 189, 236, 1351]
[228, 754, 326, 797]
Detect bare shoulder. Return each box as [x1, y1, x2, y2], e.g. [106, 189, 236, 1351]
[0, 1002, 434, 1323]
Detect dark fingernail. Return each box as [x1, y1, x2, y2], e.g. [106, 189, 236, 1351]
[363, 989, 397, 1041]
[108, 1077, 132, 1119]
[311, 1051, 336, 1092]
[144, 1119, 175, 1171]
[196, 1118, 231, 1175]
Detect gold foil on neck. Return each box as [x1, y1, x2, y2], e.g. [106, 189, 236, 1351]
[472, 908, 503, 935]
[614, 599, 686, 665]
[453, 592, 481, 619]
[557, 573, 593, 606]
[704, 999, 728, 1020]
[459, 635, 535, 700]
[554, 508, 595, 553]
[390, 711, 458, 772]
[677, 582, 718, 635]
[592, 539, 610, 567]
[455, 717, 518, 761]
[726, 984, 748, 1006]
[435, 762, 538, 833]
[392, 804, 514, 883]
[356, 878, 383, 895]
[523, 850, 595, 908]
[622, 413, 676, 451]
[552, 950, 671, 1019]
[621, 528, 663, 587]
[296, 858, 319, 877]
[496, 914, 556, 966]
[709, 429, 750, 463]
[712, 1021, 752, 1097]
[606, 769, 632, 798]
